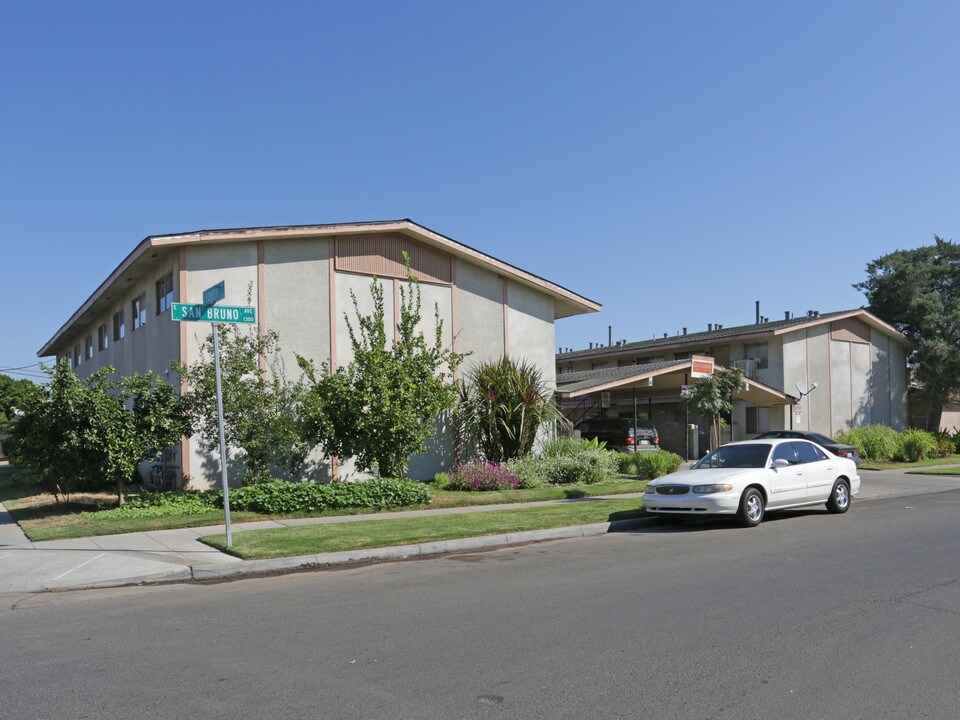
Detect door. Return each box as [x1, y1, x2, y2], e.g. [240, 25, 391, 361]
[793, 441, 835, 502]
[767, 443, 806, 507]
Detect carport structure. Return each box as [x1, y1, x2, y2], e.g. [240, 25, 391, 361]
[556, 359, 794, 458]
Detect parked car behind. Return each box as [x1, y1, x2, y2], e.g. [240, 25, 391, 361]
[578, 417, 659, 453]
[754, 430, 861, 466]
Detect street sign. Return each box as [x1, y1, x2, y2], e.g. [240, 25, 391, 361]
[203, 281, 225, 306]
[171, 303, 256, 324]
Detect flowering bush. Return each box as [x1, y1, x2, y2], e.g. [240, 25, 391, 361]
[447, 462, 521, 491]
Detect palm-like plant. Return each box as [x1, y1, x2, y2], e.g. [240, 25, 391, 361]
[456, 357, 568, 463]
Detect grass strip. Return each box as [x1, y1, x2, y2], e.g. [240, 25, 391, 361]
[200, 497, 646, 559]
[860, 454, 960, 471]
[906, 466, 960, 476]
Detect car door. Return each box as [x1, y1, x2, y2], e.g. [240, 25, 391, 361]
[767, 443, 806, 507]
[793, 441, 835, 502]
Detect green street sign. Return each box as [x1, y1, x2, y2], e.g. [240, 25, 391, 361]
[172, 303, 256, 324]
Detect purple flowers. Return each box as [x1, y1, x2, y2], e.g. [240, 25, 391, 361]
[448, 462, 521, 491]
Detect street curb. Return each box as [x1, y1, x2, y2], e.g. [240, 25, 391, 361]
[42, 566, 194, 593]
[187, 517, 650, 583]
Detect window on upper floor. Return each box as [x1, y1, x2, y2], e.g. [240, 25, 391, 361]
[674, 351, 692, 361]
[98, 324, 109, 352]
[113, 310, 125, 341]
[85, 335, 94, 360]
[73, 344, 81, 367]
[132, 293, 147, 331]
[156, 270, 174, 315]
[636, 355, 665, 365]
[743, 341, 768, 369]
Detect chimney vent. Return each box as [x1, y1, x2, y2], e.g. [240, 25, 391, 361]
[708, 323, 713, 331]
[589, 342, 593, 349]
[683, 327, 687, 335]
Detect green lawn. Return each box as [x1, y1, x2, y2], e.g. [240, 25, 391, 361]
[200, 497, 647, 559]
[860, 454, 960, 471]
[0, 465, 647, 541]
[907, 466, 960, 476]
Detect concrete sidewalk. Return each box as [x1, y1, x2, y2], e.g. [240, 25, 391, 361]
[3, 469, 960, 595]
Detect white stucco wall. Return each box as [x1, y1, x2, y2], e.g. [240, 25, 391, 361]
[507, 280, 557, 388]
[456, 260, 505, 371]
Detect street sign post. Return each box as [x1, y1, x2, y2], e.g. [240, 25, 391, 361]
[172, 285, 256, 547]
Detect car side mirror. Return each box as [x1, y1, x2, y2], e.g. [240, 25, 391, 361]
[771, 458, 790, 469]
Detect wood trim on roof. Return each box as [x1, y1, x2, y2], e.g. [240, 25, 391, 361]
[334, 233, 452, 285]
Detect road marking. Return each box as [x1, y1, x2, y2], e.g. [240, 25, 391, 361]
[0, 554, 9, 561]
[51, 553, 105, 581]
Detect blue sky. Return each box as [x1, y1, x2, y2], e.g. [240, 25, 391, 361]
[2, 1, 959, 381]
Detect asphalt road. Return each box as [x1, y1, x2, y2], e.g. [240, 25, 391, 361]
[3, 490, 960, 720]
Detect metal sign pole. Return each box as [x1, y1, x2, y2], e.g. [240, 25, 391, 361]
[212, 322, 233, 547]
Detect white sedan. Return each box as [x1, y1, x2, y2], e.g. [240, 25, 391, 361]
[643, 439, 861, 527]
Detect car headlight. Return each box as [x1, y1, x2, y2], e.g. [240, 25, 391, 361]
[692, 484, 733, 494]
[644, 485, 657, 494]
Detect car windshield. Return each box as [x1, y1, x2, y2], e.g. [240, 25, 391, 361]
[693, 444, 772, 469]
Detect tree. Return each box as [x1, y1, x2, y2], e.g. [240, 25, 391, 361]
[456, 356, 567, 463]
[10, 360, 187, 504]
[298, 268, 466, 478]
[175, 327, 308, 484]
[0, 374, 36, 431]
[684, 367, 744, 451]
[855, 236, 960, 428]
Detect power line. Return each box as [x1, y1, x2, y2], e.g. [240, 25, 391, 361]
[0, 362, 42, 372]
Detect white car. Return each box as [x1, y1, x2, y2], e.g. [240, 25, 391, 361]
[643, 439, 861, 527]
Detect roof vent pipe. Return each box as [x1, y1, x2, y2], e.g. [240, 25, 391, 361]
[589, 342, 593, 349]
[785, 311, 791, 320]
[608, 325, 613, 346]
[683, 327, 687, 335]
[708, 323, 713, 331]
[755, 300, 760, 324]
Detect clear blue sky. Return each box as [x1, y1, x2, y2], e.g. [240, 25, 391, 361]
[3, 1, 959, 381]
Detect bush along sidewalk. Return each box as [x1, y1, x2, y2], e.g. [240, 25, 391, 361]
[91, 478, 432, 519]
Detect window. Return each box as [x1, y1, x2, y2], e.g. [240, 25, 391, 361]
[98, 324, 109, 352]
[771, 443, 799, 465]
[743, 341, 768, 369]
[85, 335, 94, 360]
[591, 361, 611, 370]
[132, 294, 147, 330]
[156, 270, 174, 314]
[674, 351, 692, 361]
[745, 407, 758, 434]
[113, 310, 125, 341]
[636, 355, 665, 365]
[793, 442, 824, 464]
[73, 344, 81, 367]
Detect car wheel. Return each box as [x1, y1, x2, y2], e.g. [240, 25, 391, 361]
[826, 479, 851, 514]
[737, 488, 765, 527]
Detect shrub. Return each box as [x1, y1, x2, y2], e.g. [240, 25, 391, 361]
[432, 472, 452, 490]
[504, 456, 546, 489]
[931, 431, 955, 458]
[447, 462, 521, 491]
[835, 425, 900, 462]
[611, 451, 637, 474]
[895, 429, 937, 463]
[519, 449, 619, 485]
[95, 478, 431, 517]
[634, 451, 684, 481]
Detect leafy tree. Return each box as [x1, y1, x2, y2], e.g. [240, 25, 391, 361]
[684, 367, 744, 451]
[855, 236, 960, 428]
[298, 269, 466, 479]
[0, 373, 36, 431]
[10, 360, 187, 505]
[456, 356, 568, 463]
[175, 327, 308, 484]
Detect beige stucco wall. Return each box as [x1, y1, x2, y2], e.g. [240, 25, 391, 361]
[456, 260, 505, 371]
[507, 280, 557, 389]
[182, 242, 259, 488]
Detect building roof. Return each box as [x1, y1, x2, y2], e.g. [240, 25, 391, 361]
[39, 219, 601, 357]
[555, 359, 793, 405]
[556, 308, 905, 362]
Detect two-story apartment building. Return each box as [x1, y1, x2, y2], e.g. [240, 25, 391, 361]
[39, 220, 600, 488]
[555, 309, 908, 455]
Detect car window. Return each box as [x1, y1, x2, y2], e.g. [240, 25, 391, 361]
[793, 442, 823, 463]
[694, 444, 772, 469]
[807, 433, 833, 445]
[812, 444, 829, 460]
[771, 443, 800, 465]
